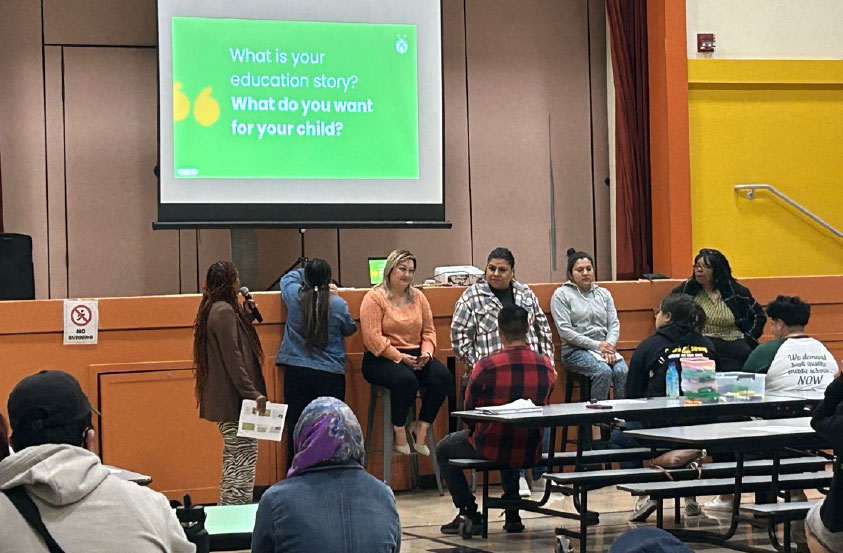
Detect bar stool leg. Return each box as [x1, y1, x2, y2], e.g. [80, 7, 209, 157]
[383, 389, 392, 486]
[426, 425, 444, 496]
[364, 386, 377, 469]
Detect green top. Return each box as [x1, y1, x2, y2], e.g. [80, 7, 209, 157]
[741, 339, 785, 373]
[695, 291, 744, 341]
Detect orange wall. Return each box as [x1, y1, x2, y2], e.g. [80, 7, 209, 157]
[1, 276, 841, 501]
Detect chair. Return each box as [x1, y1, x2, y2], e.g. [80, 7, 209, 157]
[363, 385, 444, 495]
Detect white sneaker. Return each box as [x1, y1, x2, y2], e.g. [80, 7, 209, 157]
[629, 495, 658, 522]
[519, 476, 531, 498]
[703, 495, 734, 512]
[684, 497, 701, 517]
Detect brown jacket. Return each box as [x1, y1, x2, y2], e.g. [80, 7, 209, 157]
[200, 301, 267, 422]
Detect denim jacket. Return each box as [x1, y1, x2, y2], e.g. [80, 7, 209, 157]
[275, 269, 357, 374]
[251, 465, 401, 553]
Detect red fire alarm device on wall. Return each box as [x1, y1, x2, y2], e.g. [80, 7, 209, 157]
[697, 33, 716, 52]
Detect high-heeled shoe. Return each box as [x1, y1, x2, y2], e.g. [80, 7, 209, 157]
[394, 443, 411, 455]
[410, 422, 430, 456]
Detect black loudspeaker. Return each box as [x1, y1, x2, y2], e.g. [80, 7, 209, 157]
[0, 233, 35, 300]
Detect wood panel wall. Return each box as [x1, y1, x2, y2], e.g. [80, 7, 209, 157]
[0, 275, 840, 502]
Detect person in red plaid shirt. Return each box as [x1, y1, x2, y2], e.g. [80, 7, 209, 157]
[437, 306, 556, 537]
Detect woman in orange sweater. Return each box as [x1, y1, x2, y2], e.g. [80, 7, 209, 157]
[361, 249, 451, 456]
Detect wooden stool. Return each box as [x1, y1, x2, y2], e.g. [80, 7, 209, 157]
[561, 370, 592, 450]
[363, 385, 444, 495]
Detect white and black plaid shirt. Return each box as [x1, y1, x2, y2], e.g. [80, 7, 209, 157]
[450, 279, 555, 368]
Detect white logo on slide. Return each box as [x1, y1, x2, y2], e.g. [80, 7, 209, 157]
[395, 36, 408, 54]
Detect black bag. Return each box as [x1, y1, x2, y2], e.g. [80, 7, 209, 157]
[174, 494, 210, 553]
[2, 486, 67, 553]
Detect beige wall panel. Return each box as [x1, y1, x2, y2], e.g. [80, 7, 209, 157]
[197, 230, 232, 285]
[0, 2, 49, 298]
[43, 0, 157, 47]
[466, 0, 595, 285]
[337, 0, 473, 288]
[63, 47, 178, 297]
[44, 46, 68, 299]
[255, 229, 339, 291]
[588, 0, 611, 280]
[178, 230, 199, 294]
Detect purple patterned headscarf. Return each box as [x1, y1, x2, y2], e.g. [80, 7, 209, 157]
[287, 397, 365, 478]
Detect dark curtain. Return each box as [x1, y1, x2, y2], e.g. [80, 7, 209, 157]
[607, 0, 652, 279]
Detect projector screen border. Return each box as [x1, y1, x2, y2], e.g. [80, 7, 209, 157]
[152, 220, 452, 230]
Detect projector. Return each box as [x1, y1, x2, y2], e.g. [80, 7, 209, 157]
[433, 266, 484, 286]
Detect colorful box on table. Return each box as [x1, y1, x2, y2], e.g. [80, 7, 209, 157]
[680, 358, 719, 404]
[715, 372, 765, 402]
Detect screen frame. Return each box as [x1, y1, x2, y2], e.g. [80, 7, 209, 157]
[154, 2, 448, 229]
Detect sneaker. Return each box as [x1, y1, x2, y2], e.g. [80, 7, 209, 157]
[703, 495, 734, 512]
[684, 497, 701, 517]
[519, 476, 531, 498]
[629, 495, 658, 522]
[459, 511, 484, 539]
[503, 511, 525, 533]
[440, 513, 462, 535]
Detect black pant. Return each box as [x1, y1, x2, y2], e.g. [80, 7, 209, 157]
[436, 429, 520, 513]
[361, 351, 451, 427]
[709, 336, 753, 372]
[282, 364, 346, 471]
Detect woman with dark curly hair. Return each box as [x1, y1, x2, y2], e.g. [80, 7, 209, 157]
[193, 260, 267, 505]
[672, 248, 766, 372]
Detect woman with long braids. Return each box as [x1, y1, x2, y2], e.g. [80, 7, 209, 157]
[275, 258, 357, 470]
[193, 261, 267, 505]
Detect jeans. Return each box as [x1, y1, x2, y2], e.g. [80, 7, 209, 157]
[562, 347, 628, 400]
[608, 420, 644, 469]
[436, 429, 520, 513]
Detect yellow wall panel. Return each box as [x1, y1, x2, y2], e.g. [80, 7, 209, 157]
[688, 60, 843, 277]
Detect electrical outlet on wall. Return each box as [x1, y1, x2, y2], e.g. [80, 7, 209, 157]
[697, 33, 716, 53]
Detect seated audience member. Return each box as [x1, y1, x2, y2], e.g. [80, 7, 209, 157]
[360, 249, 451, 456]
[551, 248, 628, 400]
[437, 306, 556, 537]
[252, 397, 400, 553]
[450, 246, 555, 496]
[609, 527, 693, 553]
[0, 370, 195, 553]
[673, 248, 766, 371]
[626, 294, 719, 399]
[806, 372, 843, 553]
[742, 295, 838, 393]
[616, 294, 716, 521]
[0, 414, 9, 462]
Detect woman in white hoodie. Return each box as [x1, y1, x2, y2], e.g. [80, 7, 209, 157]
[551, 249, 627, 400]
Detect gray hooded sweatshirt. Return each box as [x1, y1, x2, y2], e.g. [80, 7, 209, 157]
[550, 281, 620, 351]
[0, 443, 195, 553]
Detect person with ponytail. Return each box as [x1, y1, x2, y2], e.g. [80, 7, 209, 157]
[625, 294, 720, 399]
[193, 260, 267, 505]
[551, 248, 628, 400]
[275, 258, 357, 471]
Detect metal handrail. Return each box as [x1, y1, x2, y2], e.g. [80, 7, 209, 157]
[734, 184, 842, 240]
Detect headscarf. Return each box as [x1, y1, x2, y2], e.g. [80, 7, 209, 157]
[609, 528, 693, 553]
[287, 397, 365, 478]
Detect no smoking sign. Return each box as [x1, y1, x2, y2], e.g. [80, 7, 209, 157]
[64, 300, 98, 345]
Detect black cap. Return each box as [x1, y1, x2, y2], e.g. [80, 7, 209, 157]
[8, 370, 94, 434]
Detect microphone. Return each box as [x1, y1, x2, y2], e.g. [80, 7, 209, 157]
[239, 286, 264, 323]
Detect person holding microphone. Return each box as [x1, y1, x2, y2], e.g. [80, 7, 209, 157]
[193, 261, 267, 505]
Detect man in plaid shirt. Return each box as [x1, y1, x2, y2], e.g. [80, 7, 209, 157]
[437, 306, 556, 537]
[451, 247, 555, 369]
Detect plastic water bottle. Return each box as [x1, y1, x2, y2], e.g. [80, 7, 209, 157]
[666, 362, 680, 399]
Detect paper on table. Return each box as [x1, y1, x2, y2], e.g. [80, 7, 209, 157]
[477, 398, 542, 414]
[237, 399, 288, 441]
[606, 399, 648, 405]
[743, 425, 809, 433]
